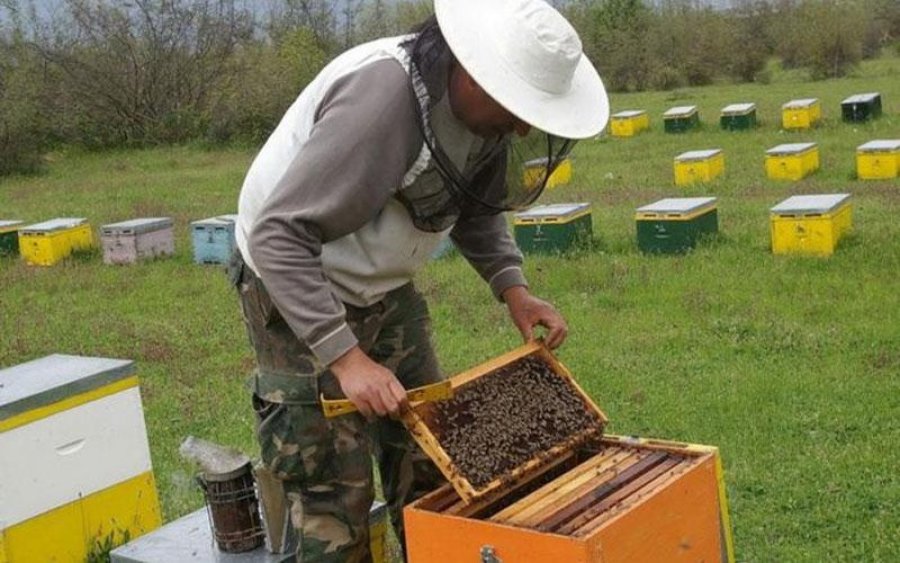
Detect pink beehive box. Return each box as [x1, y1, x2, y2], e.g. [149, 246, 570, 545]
[100, 217, 175, 265]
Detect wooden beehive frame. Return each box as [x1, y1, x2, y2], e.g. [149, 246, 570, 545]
[409, 435, 720, 536]
[402, 341, 608, 504]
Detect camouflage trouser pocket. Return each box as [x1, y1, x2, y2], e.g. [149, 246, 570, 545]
[236, 264, 279, 330]
[233, 251, 325, 389]
[254, 394, 336, 482]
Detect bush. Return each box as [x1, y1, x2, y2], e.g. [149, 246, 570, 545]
[206, 28, 327, 145]
[0, 35, 46, 174]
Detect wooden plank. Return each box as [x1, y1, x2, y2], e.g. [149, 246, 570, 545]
[499, 449, 630, 521]
[585, 454, 723, 562]
[443, 341, 544, 390]
[601, 434, 716, 457]
[510, 452, 647, 529]
[564, 457, 683, 535]
[406, 481, 461, 513]
[492, 449, 638, 526]
[446, 450, 578, 519]
[401, 406, 478, 502]
[535, 346, 609, 426]
[423, 485, 462, 514]
[535, 451, 670, 532]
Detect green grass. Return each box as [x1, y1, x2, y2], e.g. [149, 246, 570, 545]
[1, 55, 898, 561]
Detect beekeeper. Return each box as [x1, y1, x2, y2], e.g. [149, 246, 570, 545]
[230, 0, 609, 559]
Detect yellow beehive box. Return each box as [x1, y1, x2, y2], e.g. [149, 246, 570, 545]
[522, 156, 573, 191]
[765, 142, 820, 181]
[781, 98, 821, 130]
[770, 193, 852, 256]
[0, 354, 162, 562]
[609, 110, 649, 137]
[19, 218, 94, 266]
[856, 139, 900, 180]
[674, 149, 725, 186]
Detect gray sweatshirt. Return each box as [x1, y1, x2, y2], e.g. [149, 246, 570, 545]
[236, 36, 527, 366]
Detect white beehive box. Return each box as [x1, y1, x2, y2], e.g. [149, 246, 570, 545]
[0, 354, 162, 562]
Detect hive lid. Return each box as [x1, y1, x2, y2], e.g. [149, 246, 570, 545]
[857, 139, 900, 152]
[842, 92, 879, 104]
[0, 354, 135, 424]
[0, 220, 24, 233]
[611, 109, 646, 118]
[192, 216, 234, 227]
[101, 217, 173, 234]
[109, 508, 289, 563]
[766, 142, 817, 155]
[721, 103, 755, 114]
[217, 214, 239, 223]
[515, 202, 590, 221]
[636, 197, 717, 216]
[21, 217, 87, 233]
[675, 149, 722, 161]
[770, 193, 851, 215]
[664, 105, 697, 117]
[782, 98, 818, 109]
[402, 341, 607, 504]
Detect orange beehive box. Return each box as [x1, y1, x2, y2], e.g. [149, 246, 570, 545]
[403, 342, 734, 563]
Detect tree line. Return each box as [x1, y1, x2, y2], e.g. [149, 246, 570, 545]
[1, 0, 897, 176]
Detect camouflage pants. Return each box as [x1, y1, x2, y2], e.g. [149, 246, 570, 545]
[230, 252, 445, 562]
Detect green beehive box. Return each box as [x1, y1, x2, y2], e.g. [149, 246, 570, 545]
[636, 197, 719, 254]
[0, 220, 24, 256]
[663, 105, 700, 133]
[841, 92, 882, 122]
[514, 203, 592, 254]
[720, 103, 757, 131]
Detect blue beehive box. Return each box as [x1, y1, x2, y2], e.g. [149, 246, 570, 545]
[191, 215, 237, 265]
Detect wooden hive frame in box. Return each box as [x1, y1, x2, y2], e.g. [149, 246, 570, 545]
[402, 342, 735, 563]
[401, 341, 607, 504]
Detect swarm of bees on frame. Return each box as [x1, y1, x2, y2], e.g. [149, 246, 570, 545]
[430, 356, 605, 488]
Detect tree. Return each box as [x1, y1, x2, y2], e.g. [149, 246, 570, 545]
[0, 10, 47, 173]
[861, 0, 900, 57]
[207, 25, 327, 144]
[568, 0, 654, 91]
[268, 0, 337, 55]
[801, 0, 866, 78]
[728, 0, 774, 82]
[26, 0, 254, 146]
[772, 0, 866, 78]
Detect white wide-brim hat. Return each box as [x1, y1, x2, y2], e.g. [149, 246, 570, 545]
[435, 0, 609, 139]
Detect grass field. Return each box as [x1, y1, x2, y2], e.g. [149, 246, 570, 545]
[1, 54, 898, 561]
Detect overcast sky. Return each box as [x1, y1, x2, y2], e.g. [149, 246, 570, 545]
[2, 0, 738, 27]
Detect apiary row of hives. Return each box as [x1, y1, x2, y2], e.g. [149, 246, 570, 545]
[400, 342, 734, 563]
[515, 140, 898, 190]
[671, 140, 899, 185]
[610, 92, 883, 137]
[515, 192, 852, 257]
[0, 214, 241, 266]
